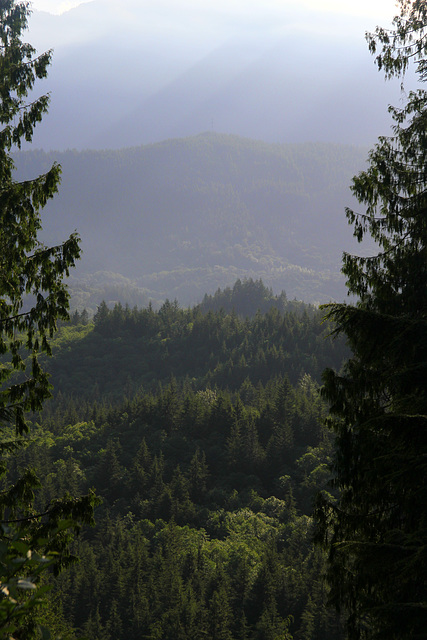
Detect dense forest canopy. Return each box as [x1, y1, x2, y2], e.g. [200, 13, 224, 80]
[45, 280, 347, 401]
[3, 0, 425, 638]
[20, 284, 349, 640]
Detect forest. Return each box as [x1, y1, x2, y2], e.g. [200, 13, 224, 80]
[13, 281, 347, 639]
[1, 0, 427, 639]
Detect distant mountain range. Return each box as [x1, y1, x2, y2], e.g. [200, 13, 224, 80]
[14, 134, 372, 308]
[25, 2, 408, 152]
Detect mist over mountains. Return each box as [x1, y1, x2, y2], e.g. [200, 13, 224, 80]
[18, 4, 397, 308]
[14, 134, 370, 308]
[26, 1, 405, 151]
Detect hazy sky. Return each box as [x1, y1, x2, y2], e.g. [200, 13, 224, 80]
[31, 0, 398, 19]
[27, 0, 400, 54]
[32, 0, 396, 20]
[24, 0, 407, 151]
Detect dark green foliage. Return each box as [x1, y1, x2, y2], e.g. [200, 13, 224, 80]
[0, 3, 97, 637]
[42, 295, 348, 402]
[199, 278, 308, 317]
[5, 270, 347, 639]
[315, 2, 427, 638]
[23, 353, 343, 639]
[0, 8, 79, 435]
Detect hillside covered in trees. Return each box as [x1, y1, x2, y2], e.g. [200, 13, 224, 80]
[2, 1, 426, 639]
[13, 135, 369, 309]
[9, 281, 347, 639]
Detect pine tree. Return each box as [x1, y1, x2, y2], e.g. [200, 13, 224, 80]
[187, 447, 209, 502]
[208, 584, 234, 640]
[0, 3, 97, 636]
[315, 2, 427, 638]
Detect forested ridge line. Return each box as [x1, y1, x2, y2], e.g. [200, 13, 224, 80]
[44, 283, 347, 403]
[13, 135, 367, 305]
[1, 281, 345, 640]
[3, 0, 426, 637]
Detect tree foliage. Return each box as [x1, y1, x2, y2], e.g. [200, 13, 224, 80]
[21, 362, 342, 640]
[315, 1, 427, 638]
[0, 2, 97, 637]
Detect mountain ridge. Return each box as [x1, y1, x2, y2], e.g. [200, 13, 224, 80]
[14, 133, 370, 307]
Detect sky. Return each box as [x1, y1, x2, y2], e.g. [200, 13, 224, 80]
[24, 0, 407, 152]
[31, 0, 398, 21]
[27, 0, 400, 54]
[31, 0, 84, 13]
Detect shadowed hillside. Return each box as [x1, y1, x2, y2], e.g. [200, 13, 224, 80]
[14, 134, 370, 306]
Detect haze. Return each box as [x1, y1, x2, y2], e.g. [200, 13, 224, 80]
[15, 0, 408, 306]
[31, 0, 396, 21]
[25, 0, 405, 151]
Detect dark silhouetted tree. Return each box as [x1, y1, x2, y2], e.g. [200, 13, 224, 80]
[0, 2, 97, 636]
[315, 2, 427, 638]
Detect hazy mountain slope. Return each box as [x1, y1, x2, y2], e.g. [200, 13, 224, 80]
[14, 134, 369, 305]
[94, 35, 401, 150]
[26, 3, 406, 151]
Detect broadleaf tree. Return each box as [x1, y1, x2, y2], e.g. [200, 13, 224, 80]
[315, 1, 427, 639]
[0, 2, 97, 637]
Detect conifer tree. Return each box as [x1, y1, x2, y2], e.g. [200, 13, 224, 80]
[315, 1, 427, 638]
[0, 2, 97, 636]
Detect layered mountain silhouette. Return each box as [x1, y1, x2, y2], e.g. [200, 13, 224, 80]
[14, 134, 372, 305]
[26, 2, 406, 152]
